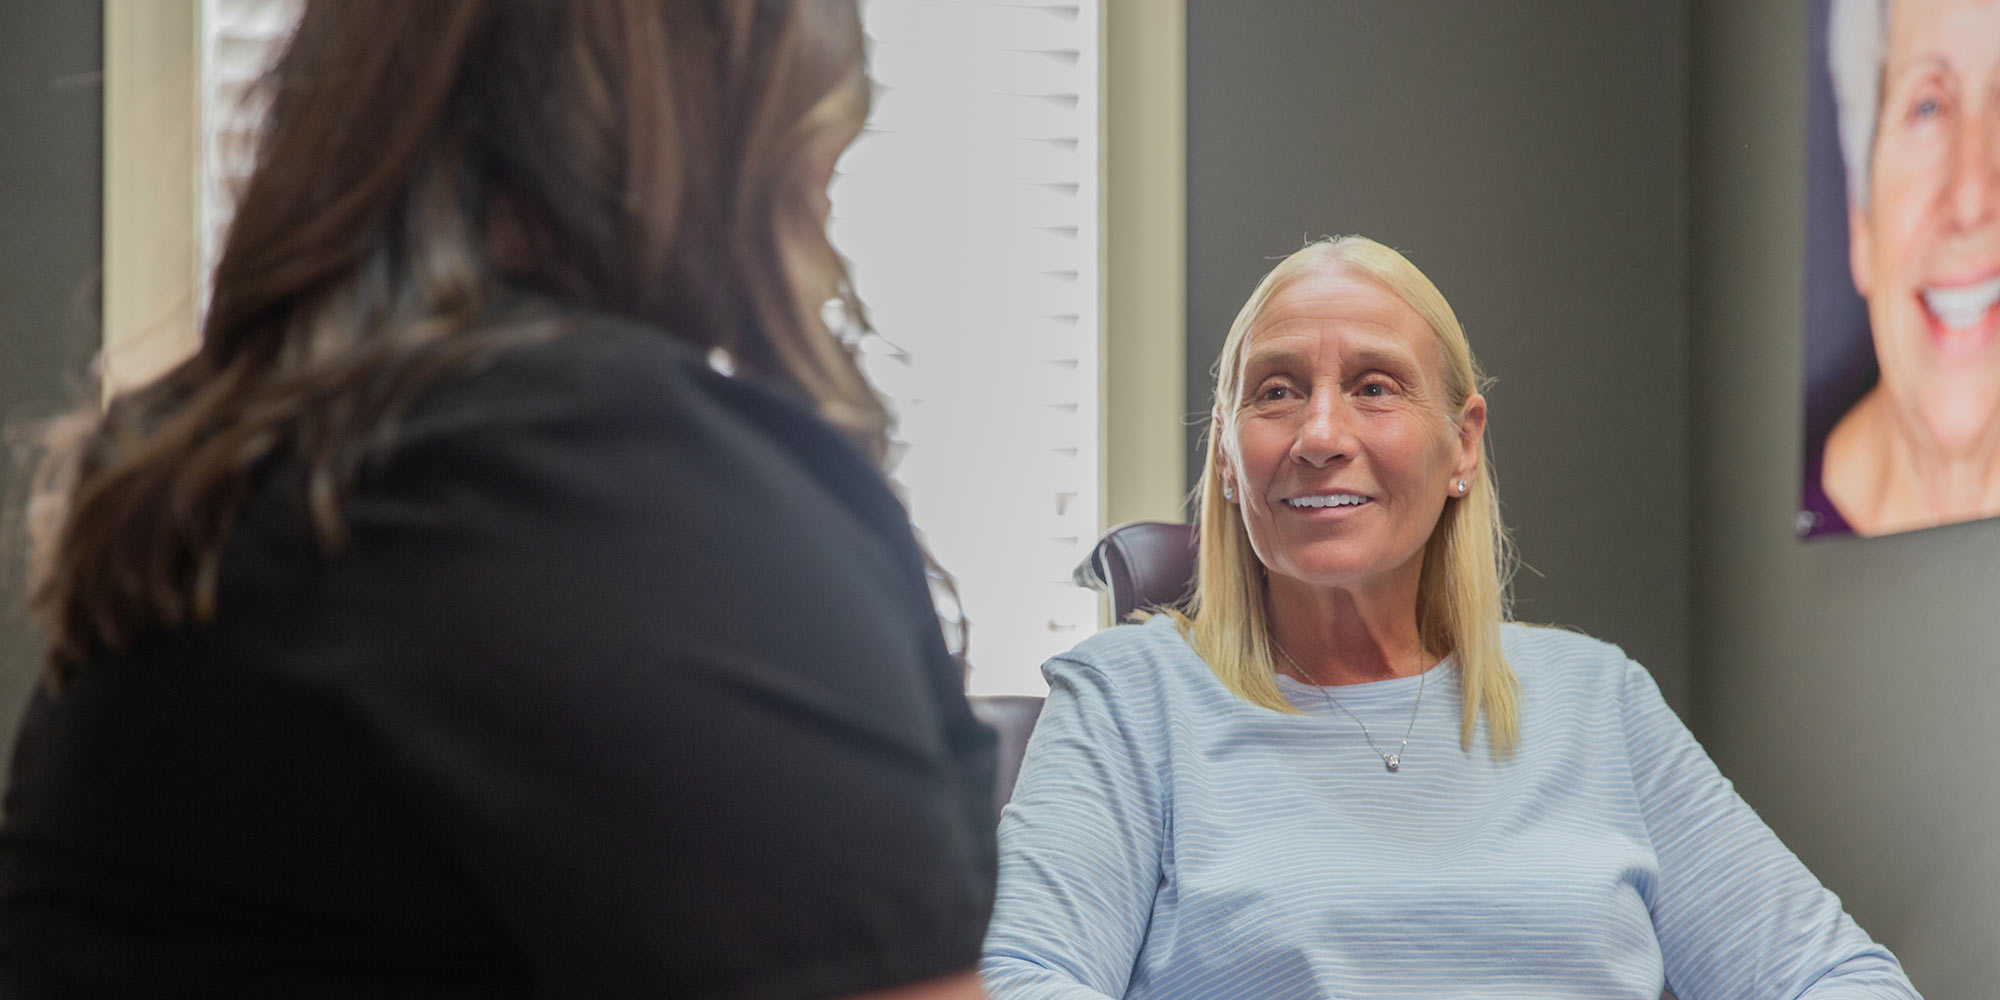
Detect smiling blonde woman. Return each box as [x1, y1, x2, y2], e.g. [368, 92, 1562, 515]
[979, 237, 1919, 999]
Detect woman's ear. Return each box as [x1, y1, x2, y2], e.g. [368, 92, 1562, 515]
[1453, 394, 1487, 485]
[1212, 419, 1237, 502]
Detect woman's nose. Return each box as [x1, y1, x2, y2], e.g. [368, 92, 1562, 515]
[1291, 390, 1356, 467]
[1947, 110, 1997, 231]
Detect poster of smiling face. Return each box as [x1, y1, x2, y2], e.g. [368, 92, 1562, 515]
[1801, 0, 2000, 540]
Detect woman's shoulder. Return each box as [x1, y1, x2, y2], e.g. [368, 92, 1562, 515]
[413, 310, 814, 440]
[314, 308, 926, 619]
[1045, 615, 1211, 690]
[1033, 615, 1244, 738]
[1060, 613, 1196, 661]
[1498, 623, 1645, 698]
[1820, 389, 1890, 529]
[389, 308, 894, 514]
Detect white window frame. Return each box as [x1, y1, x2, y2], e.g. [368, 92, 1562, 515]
[1100, 0, 1185, 530]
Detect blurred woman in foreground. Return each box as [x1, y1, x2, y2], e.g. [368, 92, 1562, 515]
[980, 237, 1917, 999]
[2, 2, 993, 996]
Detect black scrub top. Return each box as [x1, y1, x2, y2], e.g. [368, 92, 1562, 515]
[0, 313, 997, 998]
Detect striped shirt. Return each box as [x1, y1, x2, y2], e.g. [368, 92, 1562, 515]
[980, 616, 1917, 999]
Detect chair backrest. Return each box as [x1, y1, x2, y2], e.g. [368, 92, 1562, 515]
[1071, 520, 1198, 621]
[969, 521, 1197, 814]
[967, 695, 1044, 813]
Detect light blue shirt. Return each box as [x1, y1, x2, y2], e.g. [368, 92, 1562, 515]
[980, 616, 1917, 999]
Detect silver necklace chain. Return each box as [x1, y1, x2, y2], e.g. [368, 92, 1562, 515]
[1274, 642, 1425, 772]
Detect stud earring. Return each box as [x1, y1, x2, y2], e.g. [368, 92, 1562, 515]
[1223, 486, 1235, 501]
[1455, 480, 1468, 494]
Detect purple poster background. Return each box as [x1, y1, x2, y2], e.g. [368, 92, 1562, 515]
[1800, 0, 1875, 540]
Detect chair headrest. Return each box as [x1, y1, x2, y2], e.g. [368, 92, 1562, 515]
[1073, 521, 1197, 622]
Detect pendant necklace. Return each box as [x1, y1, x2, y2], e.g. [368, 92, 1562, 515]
[1274, 642, 1425, 772]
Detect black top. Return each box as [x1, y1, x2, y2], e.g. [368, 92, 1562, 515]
[0, 313, 997, 998]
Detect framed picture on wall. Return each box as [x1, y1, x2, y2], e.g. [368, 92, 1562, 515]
[1800, 0, 2000, 540]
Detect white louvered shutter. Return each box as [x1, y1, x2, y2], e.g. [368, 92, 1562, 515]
[834, 0, 1100, 696]
[197, 0, 301, 303]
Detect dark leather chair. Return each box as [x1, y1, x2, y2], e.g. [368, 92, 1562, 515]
[969, 521, 1196, 812]
[968, 695, 1044, 812]
[1071, 520, 1198, 622]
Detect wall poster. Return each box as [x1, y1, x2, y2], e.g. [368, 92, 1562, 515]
[1801, 0, 2000, 539]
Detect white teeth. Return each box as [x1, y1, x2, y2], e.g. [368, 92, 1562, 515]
[1921, 275, 2000, 330]
[1286, 494, 1367, 508]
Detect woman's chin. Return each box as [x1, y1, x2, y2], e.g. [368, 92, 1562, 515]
[1264, 553, 1423, 600]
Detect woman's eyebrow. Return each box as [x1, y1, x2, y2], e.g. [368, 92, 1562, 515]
[1239, 346, 1312, 376]
[1238, 343, 1423, 390]
[1883, 55, 1953, 89]
[1343, 345, 1420, 374]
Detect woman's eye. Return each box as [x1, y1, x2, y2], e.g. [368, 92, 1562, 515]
[1358, 381, 1391, 398]
[1906, 90, 1952, 125]
[1258, 385, 1293, 402]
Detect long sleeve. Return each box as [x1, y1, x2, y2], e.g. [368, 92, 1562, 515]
[1621, 661, 1919, 999]
[980, 654, 1167, 999]
[974, 621, 1917, 999]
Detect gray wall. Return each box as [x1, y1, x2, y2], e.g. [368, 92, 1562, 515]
[1690, 2, 1998, 995]
[1187, 0, 1693, 710]
[0, 4, 102, 742]
[1188, 1, 1990, 992]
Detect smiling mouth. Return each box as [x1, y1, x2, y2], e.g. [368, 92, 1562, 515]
[1285, 494, 1369, 509]
[1920, 274, 2000, 334]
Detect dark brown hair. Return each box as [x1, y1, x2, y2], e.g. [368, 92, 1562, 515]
[27, 0, 886, 684]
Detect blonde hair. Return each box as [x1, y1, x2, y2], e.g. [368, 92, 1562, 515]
[1165, 236, 1520, 756]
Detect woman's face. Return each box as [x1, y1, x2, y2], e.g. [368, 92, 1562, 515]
[1849, 0, 2000, 455]
[1217, 268, 1484, 603]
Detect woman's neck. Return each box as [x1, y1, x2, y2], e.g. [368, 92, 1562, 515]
[1265, 577, 1430, 686]
[1827, 388, 2000, 533]
[1883, 404, 2000, 523]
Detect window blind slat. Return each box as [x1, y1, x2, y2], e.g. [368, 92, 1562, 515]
[864, 0, 1080, 46]
[866, 92, 1082, 138]
[830, 175, 1079, 228]
[836, 136, 1084, 185]
[870, 53, 1082, 96]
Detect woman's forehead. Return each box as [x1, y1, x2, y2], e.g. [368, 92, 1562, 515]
[1888, 0, 2000, 67]
[1255, 268, 1416, 328]
[1239, 269, 1434, 368]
